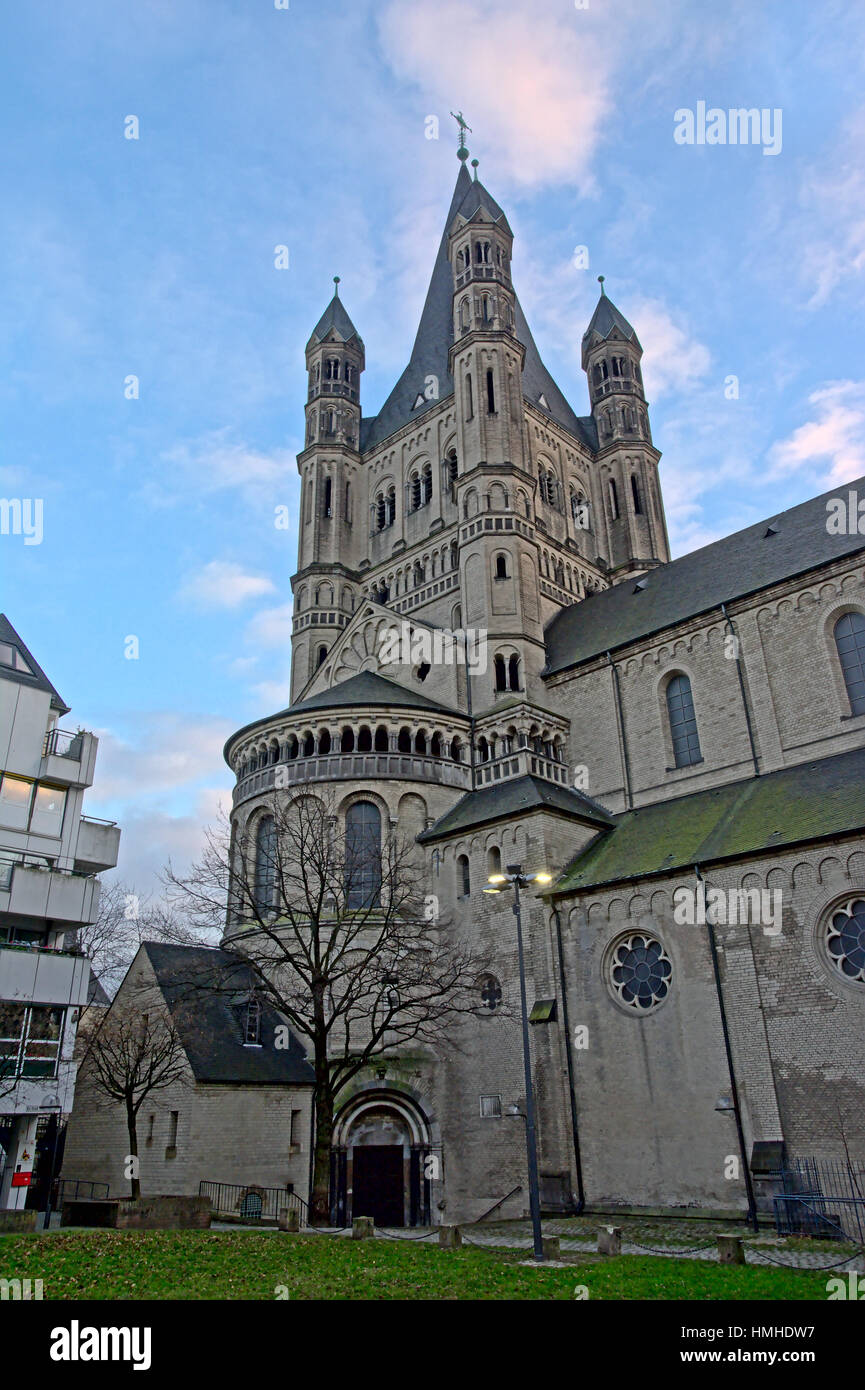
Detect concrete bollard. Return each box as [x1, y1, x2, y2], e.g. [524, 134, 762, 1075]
[278, 1208, 300, 1233]
[439, 1224, 462, 1249]
[541, 1235, 560, 1261]
[352, 1215, 375, 1239]
[597, 1225, 622, 1256]
[717, 1235, 745, 1264]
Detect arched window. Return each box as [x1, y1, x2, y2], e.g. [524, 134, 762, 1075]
[302, 731, 315, 757]
[254, 816, 277, 914]
[387, 487, 396, 525]
[397, 727, 412, 753]
[457, 854, 470, 898]
[450, 737, 463, 762]
[344, 482, 352, 523]
[494, 655, 507, 692]
[465, 373, 473, 420]
[357, 726, 372, 753]
[494, 554, 509, 579]
[345, 801, 382, 910]
[376, 494, 386, 531]
[666, 674, 702, 768]
[341, 727, 354, 753]
[286, 734, 299, 760]
[317, 645, 327, 669]
[631, 475, 643, 514]
[322, 477, 332, 517]
[486, 370, 495, 414]
[415, 729, 427, 754]
[318, 729, 331, 754]
[487, 846, 502, 878]
[508, 654, 520, 691]
[835, 612, 865, 715]
[423, 463, 433, 505]
[374, 725, 389, 753]
[409, 473, 421, 512]
[446, 449, 458, 484]
[478, 736, 489, 762]
[609, 478, 619, 520]
[537, 466, 546, 504]
[547, 471, 558, 509]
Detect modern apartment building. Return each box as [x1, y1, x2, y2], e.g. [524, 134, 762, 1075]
[0, 614, 119, 1209]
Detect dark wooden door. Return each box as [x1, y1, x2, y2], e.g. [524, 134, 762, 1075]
[352, 1145, 404, 1227]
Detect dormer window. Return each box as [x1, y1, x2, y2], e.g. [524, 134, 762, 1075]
[0, 643, 33, 675]
[244, 996, 262, 1046]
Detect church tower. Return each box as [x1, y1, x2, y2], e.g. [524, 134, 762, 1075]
[292, 281, 365, 698]
[582, 278, 669, 577]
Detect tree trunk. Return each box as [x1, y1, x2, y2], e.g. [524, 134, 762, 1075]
[310, 1087, 334, 1226]
[126, 1104, 141, 1201]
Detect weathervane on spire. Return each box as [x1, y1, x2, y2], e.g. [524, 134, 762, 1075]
[450, 110, 472, 162]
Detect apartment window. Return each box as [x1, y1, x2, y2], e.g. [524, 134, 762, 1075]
[835, 612, 865, 716]
[168, 1112, 179, 1146]
[30, 785, 66, 837]
[479, 1095, 502, 1119]
[290, 1108, 302, 1149]
[0, 776, 32, 831]
[0, 642, 33, 674]
[0, 1004, 64, 1080]
[666, 674, 702, 768]
[244, 997, 262, 1046]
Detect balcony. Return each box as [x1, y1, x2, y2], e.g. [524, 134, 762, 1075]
[234, 751, 472, 806]
[40, 728, 97, 788]
[0, 942, 91, 1008]
[74, 816, 121, 873]
[1, 862, 100, 926]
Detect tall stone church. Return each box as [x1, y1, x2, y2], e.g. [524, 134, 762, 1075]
[79, 152, 865, 1226]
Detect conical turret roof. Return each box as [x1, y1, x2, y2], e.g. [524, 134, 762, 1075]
[581, 285, 641, 365]
[308, 290, 363, 349]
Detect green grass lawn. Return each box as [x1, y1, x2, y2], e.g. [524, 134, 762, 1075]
[0, 1230, 837, 1300]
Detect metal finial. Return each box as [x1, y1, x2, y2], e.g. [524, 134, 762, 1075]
[471, 158, 479, 180]
[598, 275, 606, 296]
[450, 109, 472, 161]
[333, 275, 340, 297]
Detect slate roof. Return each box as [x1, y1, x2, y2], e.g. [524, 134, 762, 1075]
[551, 746, 865, 895]
[224, 671, 461, 761]
[360, 166, 595, 453]
[308, 291, 363, 348]
[544, 477, 865, 676]
[143, 943, 314, 1086]
[0, 614, 70, 714]
[581, 288, 641, 362]
[418, 773, 614, 844]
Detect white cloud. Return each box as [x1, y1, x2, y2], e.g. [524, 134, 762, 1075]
[769, 380, 865, 486]
[797, 109, 865, 308]
[179, 560, 276, 610]
[630, 298, 712, 399]
[244, 603, 294, 649]
[145, 429, 301, 508]
[89, 714, 234, 805]
[377, 0, 613, 191]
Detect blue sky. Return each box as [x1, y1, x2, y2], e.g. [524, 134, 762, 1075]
[3, 0, 865, 894]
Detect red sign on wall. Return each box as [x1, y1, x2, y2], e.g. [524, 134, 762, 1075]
[11, 1172, 32, 1188]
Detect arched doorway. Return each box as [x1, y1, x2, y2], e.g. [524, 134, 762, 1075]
[331, 1092, 432, 1228]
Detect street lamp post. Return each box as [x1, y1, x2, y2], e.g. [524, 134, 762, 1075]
[483, 861, 553, 1262]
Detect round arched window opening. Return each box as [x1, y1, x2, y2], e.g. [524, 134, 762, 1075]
[479, 974, 502, 1012]
[826, 898, 865, 983]
[608, 933, 672, 1012]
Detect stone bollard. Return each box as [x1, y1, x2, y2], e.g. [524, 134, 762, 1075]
[541, 1235, 560, 1261]
[717, 1235, 745, 1264]
[439, 1225, 462, 1249]
[597, 1225, 622, 1256]
[352, 1216, 375, 1239]
[278, 1208, 300, 1233]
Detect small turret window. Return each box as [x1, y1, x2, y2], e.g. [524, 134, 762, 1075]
[609, 478, 619, 520]
[631, 475, 643, 514]
[466, 373, 473, 420]
[423, 463, 433, 504]
[323, 477, 332, 517]
[494, 554, 509, 579]
[486, 370, 496, 414]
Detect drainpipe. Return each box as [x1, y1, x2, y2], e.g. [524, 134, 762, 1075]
[463, 627, 477, 792]
[721, 603, 759, 777]
[694, 863, 759, 1231]
[550, 905, 585, 1213]
[606, 651, 632, 809]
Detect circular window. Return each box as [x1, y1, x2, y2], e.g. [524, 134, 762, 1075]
[826, 898, 865, 983]
[609, 933, 672, 1011]
[479, 975, 502, 1011]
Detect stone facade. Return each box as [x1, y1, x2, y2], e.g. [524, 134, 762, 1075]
[216, 156, 865, 1224]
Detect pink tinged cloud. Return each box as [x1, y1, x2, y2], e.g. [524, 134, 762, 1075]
[769, 381, 865, 485]
[179, 560, 276, 610]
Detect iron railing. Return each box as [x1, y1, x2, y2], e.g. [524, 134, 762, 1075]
[42, 728, 85, 759]
[774, 1157, 865, 1242]
[199, 1179, 307, 1225]
[53, 1178, 109, 1204]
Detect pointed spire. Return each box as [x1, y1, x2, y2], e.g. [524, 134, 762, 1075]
[308, 281, 362, 347]
[471, 158, 479, 181]
[582, 280, 640, 354]
[597, 274, 606, 297]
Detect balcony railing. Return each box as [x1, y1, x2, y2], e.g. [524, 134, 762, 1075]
[42, 728, 84, 759]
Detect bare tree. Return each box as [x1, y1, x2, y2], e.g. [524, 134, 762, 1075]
[165, 791, 492, 1225]
[67, 881, 211, 997]
[78, 1000, 191, 1199]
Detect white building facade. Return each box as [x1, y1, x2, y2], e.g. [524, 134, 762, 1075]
[0, 614, 119, 1209]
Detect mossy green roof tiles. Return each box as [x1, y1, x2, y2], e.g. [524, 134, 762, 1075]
[552, 746, 865, 894]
